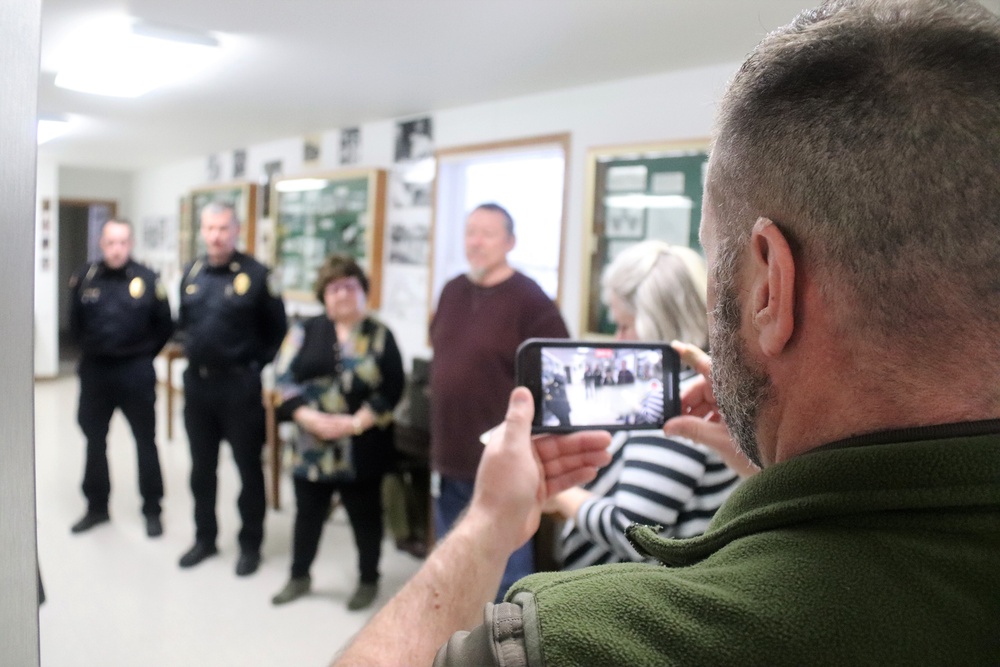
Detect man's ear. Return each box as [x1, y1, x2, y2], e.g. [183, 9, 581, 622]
[748, 217, 795, 357]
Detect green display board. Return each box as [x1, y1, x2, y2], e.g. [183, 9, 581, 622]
[583, 140, 709, 335]
[272, 169, 386, 305]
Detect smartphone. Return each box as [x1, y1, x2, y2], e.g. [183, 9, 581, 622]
[515, 338, 680, 434]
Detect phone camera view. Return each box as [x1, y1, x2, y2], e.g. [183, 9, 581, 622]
[540, 345, 668, 428]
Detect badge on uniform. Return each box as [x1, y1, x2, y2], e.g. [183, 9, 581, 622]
[186, 284, 198, 295]
[129, 277, 146, 299]
[233, 272, 251, 296]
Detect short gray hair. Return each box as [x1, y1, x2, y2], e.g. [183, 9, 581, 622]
[710, 0, 1000, 351]
[601, 240, 708, 348]
[201, 201, 240, 226]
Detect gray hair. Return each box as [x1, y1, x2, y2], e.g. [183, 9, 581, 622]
[709, 0, 1000, 353]
[601, 240, 708, 348]
[472, 202, 515, 237]
[201, 201, 240, 226]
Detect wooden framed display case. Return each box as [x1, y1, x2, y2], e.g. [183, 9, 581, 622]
[271, 169, 387, 306]
[581, 139, 709, 336]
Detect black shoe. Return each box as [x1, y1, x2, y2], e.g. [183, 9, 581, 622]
[145, 515, 163, 538]
[179, 542, 218, 568]
[271, 576, 311, 605]
[71, 511, 110, 534]
[347, 582, 379, 611]
[235, 551, 260, 577]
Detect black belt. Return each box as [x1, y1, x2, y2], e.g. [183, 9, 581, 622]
[190, 362, 259, 379]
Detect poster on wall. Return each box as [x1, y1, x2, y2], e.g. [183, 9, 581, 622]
[340, 128, 360, 165]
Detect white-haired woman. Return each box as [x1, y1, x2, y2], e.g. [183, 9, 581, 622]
[546, 240, 744, 570]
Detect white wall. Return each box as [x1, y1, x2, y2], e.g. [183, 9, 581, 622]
[119, 61, 736, 367]
[59, 166, 133, 217]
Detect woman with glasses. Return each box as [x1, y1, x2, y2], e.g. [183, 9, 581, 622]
[270, 254, 404, 610]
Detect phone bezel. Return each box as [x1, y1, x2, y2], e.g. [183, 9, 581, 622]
[515, 338, 681, 434]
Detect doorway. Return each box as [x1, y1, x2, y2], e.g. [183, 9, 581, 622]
[58, 199, 116, 367]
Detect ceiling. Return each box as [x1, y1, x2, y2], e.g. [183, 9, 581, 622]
[36, 0, 1000, 172]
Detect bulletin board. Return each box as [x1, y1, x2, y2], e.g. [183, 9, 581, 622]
[180, 181, 258, 266]
[581, 139, 709, 336]
[271, 169, 387, 306]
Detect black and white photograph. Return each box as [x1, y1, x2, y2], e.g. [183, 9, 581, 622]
[388, 223, 429, 265]
[605, 206, 645, 238]
[232, 148, 247, 178]
[393, 117, 433, 162]
[340, 127, 360, 165]
[605, 164, 647, 192]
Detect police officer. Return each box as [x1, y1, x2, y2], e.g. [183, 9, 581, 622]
[69, 218, 173, 538]
[176, 202, 287, 576]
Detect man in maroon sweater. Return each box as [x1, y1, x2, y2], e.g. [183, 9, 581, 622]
[429, 202, 569, 600]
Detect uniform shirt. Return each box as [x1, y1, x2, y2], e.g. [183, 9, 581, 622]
[69, 259, 173, 359]
[429, 271, 569, 480]
[178, 251, 287, 368]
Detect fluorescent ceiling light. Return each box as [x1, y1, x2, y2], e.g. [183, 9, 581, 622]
[53, 18, 221, 98]
[603, 194, 693, 210]
[37, 115, 70, 145]
[275, 179, 330, 193]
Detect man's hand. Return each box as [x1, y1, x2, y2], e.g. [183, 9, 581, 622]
[331, 388, 610, 667]
[663, 341, 758, 477]
[467, 387, 611, 557]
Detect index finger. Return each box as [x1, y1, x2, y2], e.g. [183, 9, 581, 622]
[671, 340, 712, 376]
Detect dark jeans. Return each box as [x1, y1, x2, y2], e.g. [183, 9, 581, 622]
[434, 476, 535, 603]
[290, 475, 384, 584]
[183, 366, 265, 552]
[77, 356, 163, 516]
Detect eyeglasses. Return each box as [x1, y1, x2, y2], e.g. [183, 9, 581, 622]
[325, 278, 362, 294]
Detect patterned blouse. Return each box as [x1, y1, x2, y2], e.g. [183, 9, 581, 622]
[274, 314, 404, 482]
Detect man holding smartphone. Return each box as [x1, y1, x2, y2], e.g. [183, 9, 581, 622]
[334, 1, 1000, 665]
[429, 202, 569, 601]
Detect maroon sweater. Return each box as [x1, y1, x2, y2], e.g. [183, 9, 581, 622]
[429, 272, 569, 479]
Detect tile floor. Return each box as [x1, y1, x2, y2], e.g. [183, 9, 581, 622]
[35, 372, 423, 667]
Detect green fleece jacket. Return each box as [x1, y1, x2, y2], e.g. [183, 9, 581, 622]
[503, 421, 1000, 666]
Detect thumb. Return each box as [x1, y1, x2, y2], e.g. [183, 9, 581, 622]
[499, 387, 534, 449]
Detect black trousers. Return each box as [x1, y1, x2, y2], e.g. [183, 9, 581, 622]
[77, 356, 163, 516]
[183, 366, 265, 552]
[291, 474, 383, 584]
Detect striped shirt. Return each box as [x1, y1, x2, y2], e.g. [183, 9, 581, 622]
[559, 429, 741, 570]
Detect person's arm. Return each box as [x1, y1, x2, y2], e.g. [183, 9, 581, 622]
[663, 342, 759, 478]
[257, 268, 288, 366]
[150, 276, 175, 355]
[332, 388, 611, 667]
[548, 432, 703, 561]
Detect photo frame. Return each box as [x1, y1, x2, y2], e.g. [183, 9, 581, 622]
[581, 139, 709, 336]
[271, 169, 387, 306]
[180, 181, 258, 266]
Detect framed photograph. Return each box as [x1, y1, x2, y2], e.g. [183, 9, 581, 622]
[181, 181, 258, 266]
[271, 169, 387, 306]
[581, 139, 709, 336]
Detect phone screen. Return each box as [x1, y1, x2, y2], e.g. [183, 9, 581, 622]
[516, 338, 680, 433]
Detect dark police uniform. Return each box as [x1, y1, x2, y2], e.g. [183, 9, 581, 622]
[69, 259, 174, 519]
[178, 251, 287, 555]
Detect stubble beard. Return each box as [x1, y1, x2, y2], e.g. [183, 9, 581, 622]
[709, 242, 772, 469]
